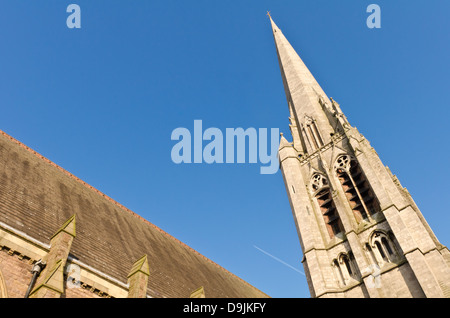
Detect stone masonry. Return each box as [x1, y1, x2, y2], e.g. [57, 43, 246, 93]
[270, 16, 450, 298]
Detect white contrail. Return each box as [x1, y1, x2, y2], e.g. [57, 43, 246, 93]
[253, 245, 305, 276]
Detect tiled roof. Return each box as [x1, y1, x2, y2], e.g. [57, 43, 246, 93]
[0, 130, 268, 298]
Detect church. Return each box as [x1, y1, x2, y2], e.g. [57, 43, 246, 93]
[0, 15, 449, 299]
[270, 16, 450, 297]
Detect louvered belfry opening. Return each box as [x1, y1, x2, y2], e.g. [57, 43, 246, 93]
[335, 155, 380, 223]
[316, 189, 343, 238]
[312, 174, 343, 238]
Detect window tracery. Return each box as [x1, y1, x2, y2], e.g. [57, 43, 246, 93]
[332, 251, 360, 287]
[334, 155, 380, 223]
[368, 231, 399, 265]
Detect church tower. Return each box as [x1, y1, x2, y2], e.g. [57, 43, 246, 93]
[270, 16, 450, 298]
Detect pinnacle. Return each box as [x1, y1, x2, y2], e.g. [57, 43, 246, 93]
[128, 254, 150, 278]
[279, 133, 291, 149]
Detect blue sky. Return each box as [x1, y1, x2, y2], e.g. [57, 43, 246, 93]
[1, 1, 449, 298]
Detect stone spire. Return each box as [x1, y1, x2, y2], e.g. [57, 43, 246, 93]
[269, 16, 336, 153]
[271, 16, 450, 298]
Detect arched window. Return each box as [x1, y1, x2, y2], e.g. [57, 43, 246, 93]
[369, 231, 399, 265]
[311, 174, 343, 238]
[334, 155, 380, 223]
[0, 268, 7, 298]
[334, 252, 360, 286]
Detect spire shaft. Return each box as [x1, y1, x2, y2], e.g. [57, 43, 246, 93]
[269, 17, 335, 150]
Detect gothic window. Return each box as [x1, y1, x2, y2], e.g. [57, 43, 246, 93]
[369, 231, 399, 265]
[311, 173, 343, 238]
[303, 116, 324, 151]
[333, 252, 360, 286]
[334, 155, 380, 223]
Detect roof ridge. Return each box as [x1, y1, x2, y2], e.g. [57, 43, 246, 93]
[0, 129, 269, 297]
